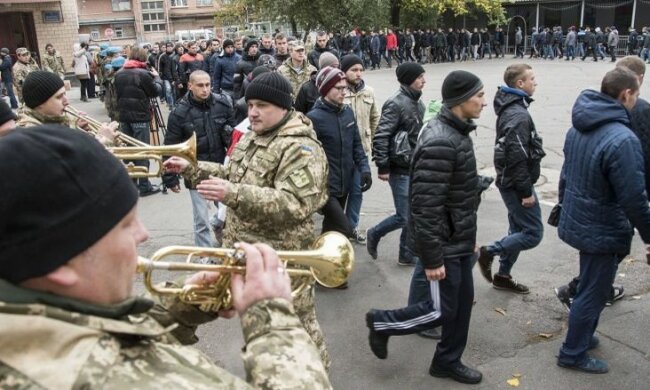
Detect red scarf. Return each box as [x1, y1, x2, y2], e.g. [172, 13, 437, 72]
[123, 59, 148, 69]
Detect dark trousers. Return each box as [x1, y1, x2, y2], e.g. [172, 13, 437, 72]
[559, 252, 621, 365]
[3, 80, 18, 108]
[371, 254, 475, 366]
[87, 73, 96, 98]
[322, 195, 354, 237]
[79, 78, 88, 99]
[120, 121, 153, 192]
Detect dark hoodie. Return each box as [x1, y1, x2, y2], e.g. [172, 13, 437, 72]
[558, 89, 650, 255]
[233, 52, 260, 99]
[493, 86, 545, 198]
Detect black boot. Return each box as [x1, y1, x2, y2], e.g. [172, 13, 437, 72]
[430, 361, 483, 384]
[366, 310, 389, 359]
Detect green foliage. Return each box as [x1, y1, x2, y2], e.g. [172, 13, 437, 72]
[215, 0, 505, 33]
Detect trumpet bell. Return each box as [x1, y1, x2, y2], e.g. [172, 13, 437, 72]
[305, 232, 354, 288]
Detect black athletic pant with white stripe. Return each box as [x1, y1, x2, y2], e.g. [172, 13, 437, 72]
[370, 254, 474, 366]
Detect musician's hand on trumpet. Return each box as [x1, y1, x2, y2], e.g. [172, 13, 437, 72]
[230, 242, 292, 316]
[182, 242, 292, 317]
[163, 155, 191, 174]
[197, 177, 230, 202]
[95, 122, 120, 147]
[73, 110, 90, 131]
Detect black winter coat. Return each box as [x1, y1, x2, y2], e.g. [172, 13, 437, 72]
[630, 98, 650, 195]
[158, 53, 175, 81]
[410, 106, 479, 269]
[372, 85, 425, 175]
[493, 87, 545, 198]
[165, 92, 236, 188]
[307, 98, 370, 197]
[178, 53, 206, 84]
[233, 53, 260, 99]
[294, 72, 319, 114]
[308, 46, 339, 69]
[115, 65, 162, 123]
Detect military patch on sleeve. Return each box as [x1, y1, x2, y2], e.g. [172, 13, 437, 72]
[300, 145, 313, 156]
[288, 168, 313, 189]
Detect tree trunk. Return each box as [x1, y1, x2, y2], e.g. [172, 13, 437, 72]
[390, 0, 400, 27]
[290, 16, 298, 38]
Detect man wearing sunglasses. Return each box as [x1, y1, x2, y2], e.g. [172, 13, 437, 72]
[12, 48, 40, 104]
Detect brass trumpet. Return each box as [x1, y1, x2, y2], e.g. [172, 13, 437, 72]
[137, 232, 354, 311]
[109, 133, 197, 178]
[64, 106, 148, 147]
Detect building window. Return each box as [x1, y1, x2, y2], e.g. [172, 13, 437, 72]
[115, 27, 124, 38]
[142, 1, 164, 10]
[170, 0, 187, 7]
[112, 0, 131, 11]
[142, 12, 165, 21]
[90, 29, 100, 40]
[144, 24, 165, 32]
[197, 0, 213, 5]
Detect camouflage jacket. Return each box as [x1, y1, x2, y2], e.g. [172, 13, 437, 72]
[344, 82, 380, 155]
[183, 111, 329, 251]
[12, 59, 40, 100]
[42, 52, 66, 78]
[15, 107, 75, 128]
[277, 59, 317, 102]
[0, 280, 331, 389]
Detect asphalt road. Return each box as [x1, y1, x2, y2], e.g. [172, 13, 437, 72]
[76, 56, 650, 389]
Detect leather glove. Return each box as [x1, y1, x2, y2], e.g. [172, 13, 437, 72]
[360, 172, 372, 192]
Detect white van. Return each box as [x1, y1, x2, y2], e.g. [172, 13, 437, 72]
[175, 29, 215, 42]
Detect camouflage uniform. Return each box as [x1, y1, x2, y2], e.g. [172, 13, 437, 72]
[12, 56, 40, 103]
[0, 279, 332, 389]
[104, 73, 120, 122]
[277, 59, 317, 102]
[42, 51, 66, 78]
[15, 106, 75, 128]
[182, 110, 332, 369]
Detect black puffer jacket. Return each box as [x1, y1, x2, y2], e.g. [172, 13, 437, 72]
[493, 86, 545, 199]
[294, 71, 319, 114]
[115, 63, 162, 123]
[630, 98, 650, 195]
[233, 53, 260, 99]
[165, 92, 236, 188]
[410, 106, 479, 269]
[372, 85, 425, 175]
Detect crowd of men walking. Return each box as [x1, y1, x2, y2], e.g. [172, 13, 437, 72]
[1, 21, 650, 387]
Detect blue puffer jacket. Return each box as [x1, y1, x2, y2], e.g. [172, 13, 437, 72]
[307, 98, 370, 197]
[558, 89, 650, 254]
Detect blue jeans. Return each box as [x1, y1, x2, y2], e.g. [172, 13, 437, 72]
[345, 168, 362, 230]
[558, 252, 620, 365]
[3, 80, 17, 108]
[120, 121, 153, 192]
[163, 79, 175, 106]
[566, 45, 575, 60]
[488, 188, 543, 276]
[189, 189, 215, 248]
[369, 173, 415, 261]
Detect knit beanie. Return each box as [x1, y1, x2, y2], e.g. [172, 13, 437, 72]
[340, 54, 363, 73]
[22, 71, 65, 109]
[316, 66, 346, 97]
[318, 52, 339, 70]
[223, 39, 234, 48]
[0, 125, 138, 283]
[442, 70, 484, 108]
[245, 39, 259, 52]
[396, 62, 425, 86]
[245, 72, 293, 110]
[0, 99, 16, 125]
[250, 65, 271, 80]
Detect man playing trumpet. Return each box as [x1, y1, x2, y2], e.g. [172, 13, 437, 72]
[0, 125, 331, 389]
[15, 70, 118, 146]
[164, 72, 333, 370]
